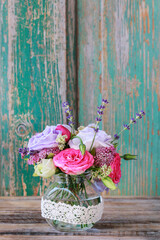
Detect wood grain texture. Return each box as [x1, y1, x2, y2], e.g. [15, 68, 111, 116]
[66, 0, 77, 124]
[78, 0, 160, 196]
[0, 197, 160, 239]
[0, 0, 159, 197]
[0, 0, 77, 196]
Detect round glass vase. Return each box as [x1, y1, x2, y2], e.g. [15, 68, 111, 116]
[41, 172, 103, 232]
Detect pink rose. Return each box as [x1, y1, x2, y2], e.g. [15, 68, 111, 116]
[55, 125, 71, 142]
[109, 153, 121, 184]
[53, 149, 94, 175]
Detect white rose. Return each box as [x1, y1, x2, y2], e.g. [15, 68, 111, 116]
[68, 124, 112, 151]
[33, 159, 56, 178]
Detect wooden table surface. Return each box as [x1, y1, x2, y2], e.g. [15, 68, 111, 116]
[0, 197, 160, 240]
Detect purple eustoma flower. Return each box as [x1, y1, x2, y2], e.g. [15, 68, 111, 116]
[69, 125, 112, 151]
[27, 126, 61, 151]
[92, 179, 109, 193]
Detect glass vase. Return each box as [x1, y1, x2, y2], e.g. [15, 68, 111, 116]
[41, 172, 103, 232]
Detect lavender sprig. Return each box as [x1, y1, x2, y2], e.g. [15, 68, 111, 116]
[18, 147, 29, 156]
[112, 110, 145, 143]
[62, 101, 75, 134]
[89, 99, 109, 152]
[18, 148, 39, 157]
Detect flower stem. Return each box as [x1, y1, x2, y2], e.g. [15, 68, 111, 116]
[89, 123, 98, 152]
[111, 122, 133, 143]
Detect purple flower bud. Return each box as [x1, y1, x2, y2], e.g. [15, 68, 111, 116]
[96, 117, 102, 122]
[123, 124, 130, 130]
[65, 109, 70, 113]
[29, 150, 39, 155]
[68, 121, 74, 126]
[102, 99, 109, 104]
[18, 148, 23, 153]
[62, 101, 69, 107]
[19, 147, 29, 155]
[67, 114, 73, 119]
[130, 118, 136, 124]
[97, 110, 103, 115]
[136, 113, 142, 119]
[114, 134, 120, 140]
[140, 110, 145, 116]
[100, 105, 105, 109]
[97, 105, 105, 110]
[94, 127, 99, 132]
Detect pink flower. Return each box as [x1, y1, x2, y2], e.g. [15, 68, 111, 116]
[55, 125, 71, 142]
[109, 153, 121, 184]
[53, 149, 94, 175]
[94, 146, 116, 167]
[39, 147, 60, 159]
[21, 153, 25, 159]
[28, 153, 39, 165]
[38, 149, 47, 159]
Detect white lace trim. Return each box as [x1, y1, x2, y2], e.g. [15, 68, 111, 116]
[41, 197, 103, 225]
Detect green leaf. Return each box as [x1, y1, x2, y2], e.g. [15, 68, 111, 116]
[113, 142, 118, 148]
[102, 177, 117, 190]
[90, 147, 96, 156]
[79, 143, 86, 155]
[120, 153, 137, 160]
[33, 172, 38, 177]
[47, 153, 54, 158]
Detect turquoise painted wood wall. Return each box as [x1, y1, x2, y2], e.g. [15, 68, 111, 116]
[0, 0, 159, 196]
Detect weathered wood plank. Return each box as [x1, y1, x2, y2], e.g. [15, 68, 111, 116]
[0, 236, 155, 240]
[0, 197, 159, 239]
[78, 0, 160, 196]
[0, 0, 160, 198]
[0, 0, 77, 196]
[0, 0, 10, 196]
[66, 0, 77, 125]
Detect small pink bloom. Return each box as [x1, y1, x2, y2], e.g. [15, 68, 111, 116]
[27, 153, 39, 165]
[21, 153, 25, 159]
[109, 153, 121, 184]
[55, 125, 71, 142]
[46, 147, 60, 155]
[53, 149, 94, 175]
[38, 147, 61, 159]
[39, 149, 47, 159]
[94, 146, 116, 167]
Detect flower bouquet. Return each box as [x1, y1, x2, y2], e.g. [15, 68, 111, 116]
[19, 99, 145, 232]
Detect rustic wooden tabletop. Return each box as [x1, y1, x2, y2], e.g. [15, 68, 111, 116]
[0, 197, 160, 240]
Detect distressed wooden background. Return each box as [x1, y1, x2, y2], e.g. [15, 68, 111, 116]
[0, 0, 160, 196]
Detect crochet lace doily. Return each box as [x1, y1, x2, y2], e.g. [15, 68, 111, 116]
[41, 197, 103, 225]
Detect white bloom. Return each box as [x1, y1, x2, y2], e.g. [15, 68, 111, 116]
[69, 124, 112, 151]
[56, 134, 67, 144]
[56, 134, 67, 150]
[33, 159, 56, 178]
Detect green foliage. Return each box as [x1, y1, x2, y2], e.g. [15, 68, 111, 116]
[102, 177, 117, 190]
